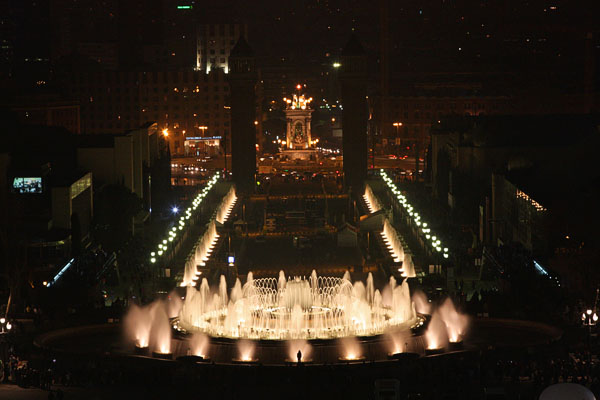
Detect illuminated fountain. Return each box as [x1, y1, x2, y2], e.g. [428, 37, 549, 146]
[363, 184, 382, 213]
[176, 270, 421, 341]
[424, 296, 469, 354]
[180, 187, 236, 287]
[381, 220, 416, 278]
[439, 298, 469, 349]
[188, 333, 210, 359]
[425, 311, 448, 355]
[181, 220, 219, 287]
[235, 339, 257, 363]
[216, 186, 237, 224]
[339, 336, 364, 361]
[124, 300, 173, 359]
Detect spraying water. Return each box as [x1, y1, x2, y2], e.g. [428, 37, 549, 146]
[178, 270, 419, 340]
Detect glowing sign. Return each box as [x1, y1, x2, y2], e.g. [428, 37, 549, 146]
[12, 177, 42, 194]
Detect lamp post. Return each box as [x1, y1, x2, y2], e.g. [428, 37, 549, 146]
[0, 318, 12, 334]
[393, 122, 402, 157]
[582, 308, 598, 376]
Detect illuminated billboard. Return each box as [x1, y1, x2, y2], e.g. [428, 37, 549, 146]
[12, 177, 43, 194]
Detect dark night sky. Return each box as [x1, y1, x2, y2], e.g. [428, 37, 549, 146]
[1, 0, 598, 96]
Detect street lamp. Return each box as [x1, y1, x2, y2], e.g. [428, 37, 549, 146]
[582, 307, 598, 375]
[393, 122, 402, 156]
[0, 318, 12, 334]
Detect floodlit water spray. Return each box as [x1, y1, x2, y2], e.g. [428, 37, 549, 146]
[381, 220, 416, 278]
[425, 311, 448, 350]
[177, 270, 420, 340]
[339, 336, 363, 360]
[124, 304, 152, 348]
[236, 339, 256, 362]
[363, 184, 382, 213]
[124, 300, 172, 356]
[181, 187, 237, 287]
[181, 221, 219, 287]
[386, 329, 410, 355]
[216, 186, 237, 224]
[439, 298, 469, 343]
[150, 301, 172, 354]
[189, 333, 209, 357]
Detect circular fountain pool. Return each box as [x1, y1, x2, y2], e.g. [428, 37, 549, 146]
[175, 271, 423, 340]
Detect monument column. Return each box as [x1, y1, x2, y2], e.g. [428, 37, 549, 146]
[339, 34, 368, 189]
[229, 37, 257, 193]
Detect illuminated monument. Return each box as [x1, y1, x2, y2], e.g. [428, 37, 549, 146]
[282, 85, 317, 160]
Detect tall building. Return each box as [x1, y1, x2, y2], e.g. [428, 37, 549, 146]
[339, 35, 368, 188]
[61, 69, 230, 156]
[9, 94, 81, 134]
[196, 24, 248, 73]
[228, 36, 257, 192]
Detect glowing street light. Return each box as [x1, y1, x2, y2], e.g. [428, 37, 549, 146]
[332, 62, 341, 68]
[162, 128, 169, 137]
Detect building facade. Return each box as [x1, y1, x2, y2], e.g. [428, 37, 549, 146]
[62, 69, 230, 155]
[10, 96, 81, 134]
[196, 23, 248, 74]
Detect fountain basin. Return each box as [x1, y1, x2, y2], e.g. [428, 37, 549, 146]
[387, 352, 420, 361]
[134, 345, 150, 356]
[152, 351, 173, 360]
[232, 358, 259, 364]
[176, 355, 210, 363]
[425, 348, 445, 356]
[338, 355, 366, 362]
[449, 340, 464, 351]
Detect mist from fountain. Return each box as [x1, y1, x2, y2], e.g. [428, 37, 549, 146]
[412, 290, 432, 315]
[167, 290, 183, 318]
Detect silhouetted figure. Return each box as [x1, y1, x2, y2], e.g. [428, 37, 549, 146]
[297, 350, 302, 364]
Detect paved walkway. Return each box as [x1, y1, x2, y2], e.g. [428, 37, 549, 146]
[0, 385, 91, 400]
